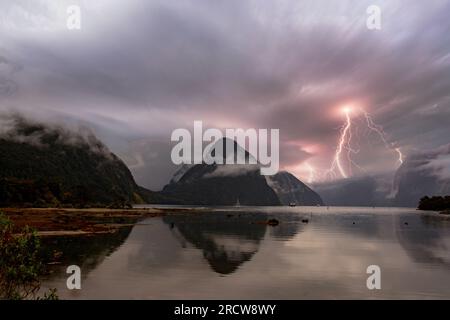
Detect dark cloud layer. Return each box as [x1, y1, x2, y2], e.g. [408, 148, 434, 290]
[1, 0, 450, 189]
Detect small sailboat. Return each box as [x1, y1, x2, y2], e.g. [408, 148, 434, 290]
[235, 197, 241, 207]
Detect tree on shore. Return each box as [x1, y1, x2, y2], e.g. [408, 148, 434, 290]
[418, 196, 450, 211]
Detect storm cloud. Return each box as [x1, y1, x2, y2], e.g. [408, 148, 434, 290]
[1, 0, 449, 189]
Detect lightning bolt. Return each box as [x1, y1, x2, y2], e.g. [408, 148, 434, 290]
[395, 147, 403, 165]
[326, 108, 352, 179]
[304, 162, 315, 184]
[322, 107, 403, 182]
[362, 110, 404, 167]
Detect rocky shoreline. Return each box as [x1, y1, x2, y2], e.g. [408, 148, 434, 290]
[1, 207, 202, 236]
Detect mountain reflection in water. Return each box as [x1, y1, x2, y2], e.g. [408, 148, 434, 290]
[40, 207, 450, 299]
[161, 212, 305, 274]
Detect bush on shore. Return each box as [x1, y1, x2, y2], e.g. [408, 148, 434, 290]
[0, 212, 57, 300]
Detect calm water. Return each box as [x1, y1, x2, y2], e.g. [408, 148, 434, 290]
[41, 207, 450, 299]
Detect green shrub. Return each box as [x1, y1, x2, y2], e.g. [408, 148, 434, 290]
[0, 213, 57, 300]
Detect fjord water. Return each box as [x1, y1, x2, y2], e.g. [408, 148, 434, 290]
[42, 207, 450, 299]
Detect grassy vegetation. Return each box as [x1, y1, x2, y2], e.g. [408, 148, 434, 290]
[0, 212, 57, 300]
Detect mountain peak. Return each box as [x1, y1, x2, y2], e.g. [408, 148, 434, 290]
[205, 137, 257, 165]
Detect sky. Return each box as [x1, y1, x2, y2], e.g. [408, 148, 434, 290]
[1, 0, 450, 190]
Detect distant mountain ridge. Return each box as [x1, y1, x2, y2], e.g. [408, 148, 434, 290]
[310, 144, 450, 208]
[160, 138, 323, 206]
[161, 138, 280, 206]
[0, 116, 162, 207]
[1, 116, 324, 207]
[393, 144, 450, 207]
[266, 171, 324, 206]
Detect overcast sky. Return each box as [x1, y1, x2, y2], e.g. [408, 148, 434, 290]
[1, 0, 450, 190]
